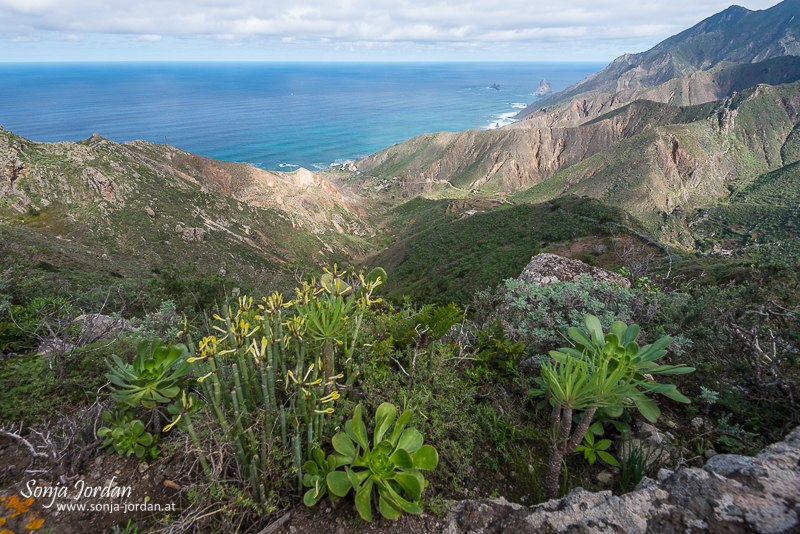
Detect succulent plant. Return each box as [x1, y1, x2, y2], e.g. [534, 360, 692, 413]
[330, 403, 439, 521]
[164, 390, 211, 477]
[550, 316, 695, 421]
[302, 448, 352, 506]
[361, 267, 387, 291]
[105, 338, 192, 409]
[535, 314, 694, 500]
[98, 410, 157, 459]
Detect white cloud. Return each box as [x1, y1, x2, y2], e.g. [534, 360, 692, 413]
[0, 0, 785, 59]
[9, 34, 38, 42]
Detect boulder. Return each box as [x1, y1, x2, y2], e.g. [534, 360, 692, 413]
[442, 426, 800, 533]
[35, 339, 74, 356]
[517, 253, 631, 289]
[181, 227, 206, 242]
[74, 313, 132, 342]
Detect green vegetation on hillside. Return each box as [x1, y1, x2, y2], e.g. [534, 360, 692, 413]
[372, 196, 635, 305]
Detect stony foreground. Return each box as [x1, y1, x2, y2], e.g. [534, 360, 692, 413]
[442, 427, 800, 534]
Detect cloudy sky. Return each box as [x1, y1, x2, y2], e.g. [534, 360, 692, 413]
[0, 0, 783, 62]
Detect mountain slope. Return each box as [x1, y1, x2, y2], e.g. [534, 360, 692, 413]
[516, 56, 800, 129]
[517, 0, 800, 121]
[357, 101, 686, 196]
[513, 81, 800, 243]
[366, 196, 636, 304]
[690, 160, 800, 252]
[0, 129, 377, 288]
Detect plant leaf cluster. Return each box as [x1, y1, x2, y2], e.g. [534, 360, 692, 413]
[105, 338, 192, 409]
[303, 403, 439, 522]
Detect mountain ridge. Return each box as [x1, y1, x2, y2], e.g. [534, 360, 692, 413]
[517, 0, 800, 122]
[0, 128, 378, 289]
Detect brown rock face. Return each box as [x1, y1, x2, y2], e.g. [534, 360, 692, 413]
[517, 253, 631, 290]
[443, 426, 800, 534]
[358, 101, 670, 194]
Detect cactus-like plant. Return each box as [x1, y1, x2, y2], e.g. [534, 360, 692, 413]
[164, 390, 210, 477]
[105, 338, 192, 409]
[361, 267, 387, 293]
[328, 403, 439, 521]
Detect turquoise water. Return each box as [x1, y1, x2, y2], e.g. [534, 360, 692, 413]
[0, 62, 602, 171]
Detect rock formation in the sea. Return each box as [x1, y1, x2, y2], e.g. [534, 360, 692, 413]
[442, 425, 800, 533]
[490, 83, 501, 90]
[517, 253, 631, 289]
[534, 78, 552, 96]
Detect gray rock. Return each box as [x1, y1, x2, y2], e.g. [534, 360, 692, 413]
[639, 423, 668, 444]
[518, 356, 542, 374]
[517, 253, 631, 289]
[36, 339, 75, 356]
[593, 244, 607, 255]
[691, 417, 705, 429]
[596, 469, 614, 485]
[74, 313, 132, 342]
[703, 454, 754, 480]
[441, 426, 800, 533]
[704, 449, 718, 459]
[534, 78, 553, 96]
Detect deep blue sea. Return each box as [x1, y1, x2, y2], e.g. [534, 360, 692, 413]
[0, 62, 603, 171]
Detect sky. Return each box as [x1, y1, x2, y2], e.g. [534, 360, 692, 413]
[0, 0, 785, 62]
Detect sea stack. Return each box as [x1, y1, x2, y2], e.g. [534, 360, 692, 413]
[534, 78, 552, 95]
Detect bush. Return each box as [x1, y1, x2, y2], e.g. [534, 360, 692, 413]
[0, 336, 138, 424]
[475, 275, 689, 355]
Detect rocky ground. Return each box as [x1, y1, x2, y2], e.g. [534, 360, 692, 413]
[271, 426, 800, 534]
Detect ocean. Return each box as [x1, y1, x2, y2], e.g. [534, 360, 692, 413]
[0, 62, 603, 171]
